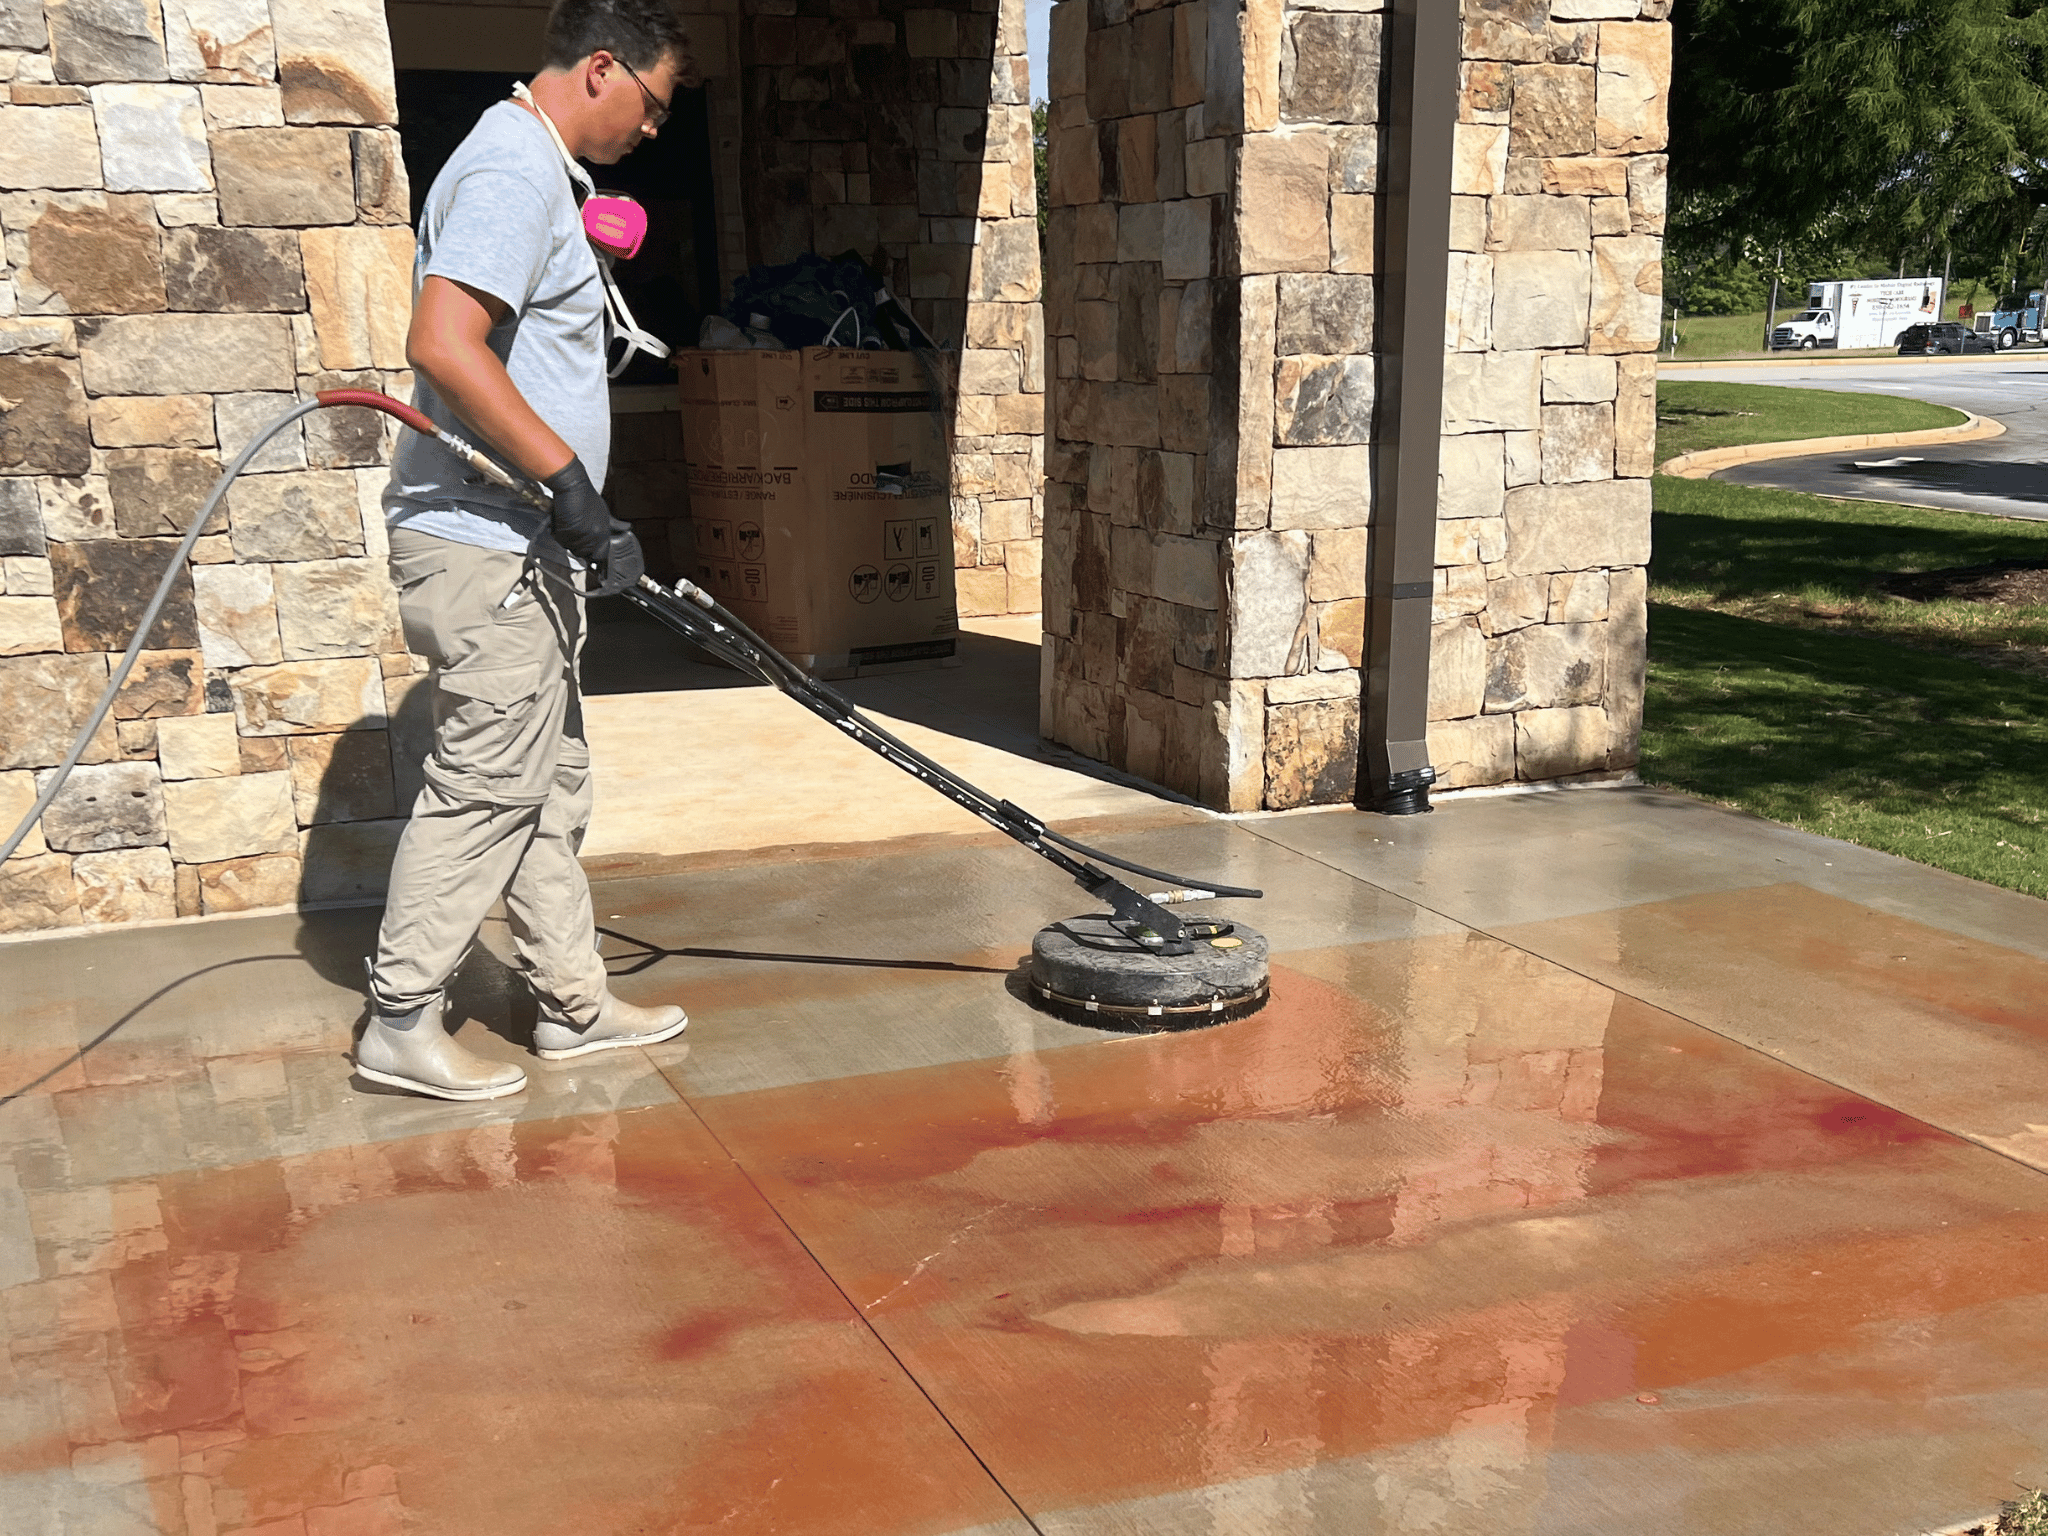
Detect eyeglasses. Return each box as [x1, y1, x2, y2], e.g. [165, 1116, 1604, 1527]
[615, 57, 669, 129]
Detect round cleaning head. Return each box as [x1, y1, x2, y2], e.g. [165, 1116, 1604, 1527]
[1028, 914, 1270, 1032]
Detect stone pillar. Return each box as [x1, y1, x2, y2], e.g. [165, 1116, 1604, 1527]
[1041, 0, 1667, 808]
[733, 0, 1043, 616]
[0, 0, 419, 933]
[1041, 0, 1383, 809]
[1428, 0, 1665, 790]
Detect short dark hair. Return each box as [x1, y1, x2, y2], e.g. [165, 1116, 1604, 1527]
[542, 0, 697, 80]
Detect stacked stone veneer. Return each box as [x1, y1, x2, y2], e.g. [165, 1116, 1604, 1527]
[735, 0, 1043, 616]
[1039, 0, 1666, 810]
[1040, 0, 1383, 809]
[1428, 0, 1665, 791]
[0, 0, 423, 933]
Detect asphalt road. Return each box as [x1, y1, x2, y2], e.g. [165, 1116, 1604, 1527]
[1675, 354, 2048, 521]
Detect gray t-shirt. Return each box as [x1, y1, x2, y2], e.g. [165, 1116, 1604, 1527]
[384, 100, 608, 553]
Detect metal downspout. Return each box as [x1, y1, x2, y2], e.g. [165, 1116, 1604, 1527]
[1359, 0, 1459, 814]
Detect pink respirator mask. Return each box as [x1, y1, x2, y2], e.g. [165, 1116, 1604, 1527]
[582, 194, 647, 261]
[579, 193, 666, 375]
[511, 81, 670, 376]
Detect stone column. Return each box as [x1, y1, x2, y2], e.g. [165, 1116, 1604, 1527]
[1041, 0, 1382, 809]
[1427, 0, 1666, 790]
[1041, 0, 1668, 808]
[0, 0, 419, 934]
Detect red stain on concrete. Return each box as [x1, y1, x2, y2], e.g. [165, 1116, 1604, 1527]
[7, 917, 2048, 1531]
[685, 937, 2048, 1516]
[0, 1107, 1023, 1536]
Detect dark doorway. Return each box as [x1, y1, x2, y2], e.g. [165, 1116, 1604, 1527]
[392, 68, 722, 376]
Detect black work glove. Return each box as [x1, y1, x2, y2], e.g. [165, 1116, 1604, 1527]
[590, 519, 645, 598]
[543, 455, 612, 565]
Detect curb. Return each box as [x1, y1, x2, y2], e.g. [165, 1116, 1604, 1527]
[1656, 411, 2006, 479]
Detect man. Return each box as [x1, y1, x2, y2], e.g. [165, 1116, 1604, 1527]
[356, 0, 696, 1101]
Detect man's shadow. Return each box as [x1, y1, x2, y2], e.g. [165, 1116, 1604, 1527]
[291, 654, 1019, 1070]
[294, 671, 538, 1057]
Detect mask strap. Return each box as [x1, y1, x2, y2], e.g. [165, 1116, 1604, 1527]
[599, 268, 670, 377]
[512, 79, 581, 177]
[512, 80, 670, 377]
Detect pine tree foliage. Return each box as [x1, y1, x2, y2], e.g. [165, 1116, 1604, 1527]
[1673, 0, 2048, 260]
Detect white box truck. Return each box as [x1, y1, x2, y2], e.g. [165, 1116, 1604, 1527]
[1769, 279, 1944, 350]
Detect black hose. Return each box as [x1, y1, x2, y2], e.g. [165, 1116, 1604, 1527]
[0, 399, 325, 866]
[628, 580, 1263, 901]
[1035, 828, 1265, 900]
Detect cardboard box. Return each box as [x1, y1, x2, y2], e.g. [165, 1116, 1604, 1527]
[675, 347, 959, 676]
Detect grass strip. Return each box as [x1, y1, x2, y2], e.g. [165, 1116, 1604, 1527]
[1657, 381, 1966, 461]
[1652, 475, 2048, 673]
[1641, 604, 2048, 899]
[1648, 383, 2048, 898]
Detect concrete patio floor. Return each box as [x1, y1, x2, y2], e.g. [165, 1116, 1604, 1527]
[5, 740, 2048, 1529]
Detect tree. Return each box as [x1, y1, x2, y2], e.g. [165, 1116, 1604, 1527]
[1672, 0, 2048, 265]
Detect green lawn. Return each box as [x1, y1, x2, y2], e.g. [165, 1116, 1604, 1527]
[1657, 381, 1965, 461]
[1643, 605, 2048, 898]
[1663, 311, 1778, 359]
[1645, 382, 2048, 898]
[1652, 475, 2048, 664]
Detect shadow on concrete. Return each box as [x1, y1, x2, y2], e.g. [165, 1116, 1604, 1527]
[581, 595, 761, 695]
[596, 924, 1011, 978]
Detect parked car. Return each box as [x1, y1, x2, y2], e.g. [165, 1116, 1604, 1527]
[1896, 322, 1996, 356]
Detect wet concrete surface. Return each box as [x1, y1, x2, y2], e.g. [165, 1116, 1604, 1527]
[1679, 356, 2048, 520]
[3, 786, 2047, 1532]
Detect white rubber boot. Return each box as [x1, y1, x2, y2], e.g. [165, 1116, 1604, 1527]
[356, 997, 529, 1101]
[533, 993, 687, 1060]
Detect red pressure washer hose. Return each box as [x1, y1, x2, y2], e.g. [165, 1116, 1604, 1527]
[314, 389, 553, 512]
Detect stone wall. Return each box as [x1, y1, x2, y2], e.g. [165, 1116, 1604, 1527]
[735, 0, 1043, 617]
[1039, 0, 1666, 809]
[0, 0, 422, 932]
[1427, 0, 1665, 791]
[1039, 0, 1386, 809]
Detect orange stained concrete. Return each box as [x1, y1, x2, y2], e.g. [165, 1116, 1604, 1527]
[4, 789, 2048, 1532]
[2, 1104, 1031, 1536]
[1492, 882, 2048, 1170]
[692, 936, 2048, 1530]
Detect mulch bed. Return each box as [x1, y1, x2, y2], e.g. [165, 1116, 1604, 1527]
[1880, 562, 2048, 605]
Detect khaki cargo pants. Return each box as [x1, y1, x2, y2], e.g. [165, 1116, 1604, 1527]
[367, 526, 610, 1024]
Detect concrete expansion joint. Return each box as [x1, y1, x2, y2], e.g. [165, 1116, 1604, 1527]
[1216, 772, 1642, 823]
[1658, 412, 2007, 479]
